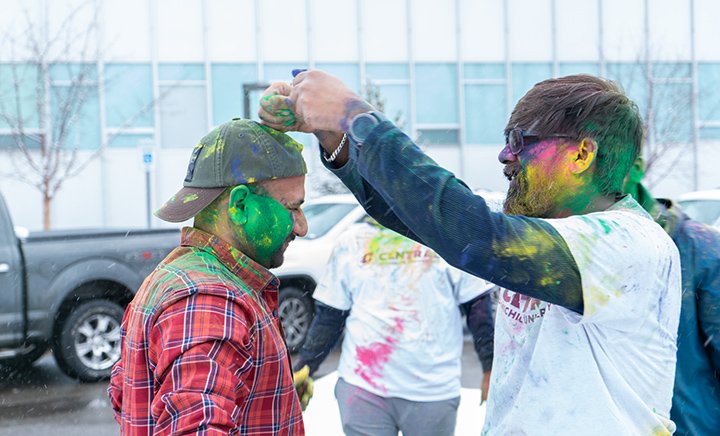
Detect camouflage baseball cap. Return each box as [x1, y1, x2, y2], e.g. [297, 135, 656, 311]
[155, 118, 307, 223]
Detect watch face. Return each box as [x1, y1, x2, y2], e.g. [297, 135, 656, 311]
[350, 113, 379, 143]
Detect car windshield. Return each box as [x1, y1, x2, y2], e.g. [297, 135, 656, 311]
[677, 199, 720, 225]
[302, 203, 357, 240]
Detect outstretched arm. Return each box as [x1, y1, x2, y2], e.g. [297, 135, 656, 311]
[462, 292, 495, 372]
[461, 289, 496, 404]
[293, 301, 349, 375]
[314, 132, 423, 242]
[259, 72, 583, 313]
[327, 122, 583, 313]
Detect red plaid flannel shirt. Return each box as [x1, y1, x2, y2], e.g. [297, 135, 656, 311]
[108, 227, 304, 435]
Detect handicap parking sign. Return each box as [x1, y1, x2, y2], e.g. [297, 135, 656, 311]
[139, 139, 156, 170]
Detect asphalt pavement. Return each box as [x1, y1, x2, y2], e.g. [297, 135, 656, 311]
[0, 341, 482, 435]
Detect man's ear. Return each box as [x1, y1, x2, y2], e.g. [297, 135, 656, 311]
[228, 185, 251, 225]
[627, 157, 645, 184]
[569, 138, 597, 175]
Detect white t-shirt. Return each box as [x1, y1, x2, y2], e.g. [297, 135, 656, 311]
[314, 222, 494, 401]
[483, 197, 681, 436]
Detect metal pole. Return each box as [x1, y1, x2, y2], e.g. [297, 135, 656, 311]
[690, 0, 700, 190]
[145, 170, 152, 228]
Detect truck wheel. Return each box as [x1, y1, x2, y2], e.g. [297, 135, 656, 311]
[54, 300, 124, 382]
[279, 286, 314, 353]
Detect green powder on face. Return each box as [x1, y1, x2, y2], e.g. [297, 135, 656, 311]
[232, 190, 293, 266]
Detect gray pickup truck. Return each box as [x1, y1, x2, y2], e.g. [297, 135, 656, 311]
[0, 192, 179, 381]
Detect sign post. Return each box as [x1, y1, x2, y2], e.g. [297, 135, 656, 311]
[139, 139, 155, 228]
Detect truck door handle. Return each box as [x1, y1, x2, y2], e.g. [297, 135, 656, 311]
[0, 263, 9, 273]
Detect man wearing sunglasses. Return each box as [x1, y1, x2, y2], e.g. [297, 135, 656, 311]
[259, 73, 681, 435]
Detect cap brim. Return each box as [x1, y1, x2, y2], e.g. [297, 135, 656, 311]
[154, 186, 226, 223]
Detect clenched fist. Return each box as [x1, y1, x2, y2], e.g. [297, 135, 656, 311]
[293, 364, 314, 411]
[258, 70, 374, 133]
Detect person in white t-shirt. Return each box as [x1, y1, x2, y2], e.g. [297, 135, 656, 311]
[292, 218, 496, 436]
[260, 73, 682, 435]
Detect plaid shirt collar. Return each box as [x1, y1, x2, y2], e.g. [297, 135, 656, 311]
[180, 227, 280, 292]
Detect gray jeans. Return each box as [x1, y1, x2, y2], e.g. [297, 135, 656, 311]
[334, 378, 460, 436]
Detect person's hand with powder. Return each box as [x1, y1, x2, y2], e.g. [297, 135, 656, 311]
[258, 70, 374, 134]
[292, 365, 314, 411]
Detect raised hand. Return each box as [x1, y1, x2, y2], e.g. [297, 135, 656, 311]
[258, 81, 309, 132]
[258, 70, 374, 133]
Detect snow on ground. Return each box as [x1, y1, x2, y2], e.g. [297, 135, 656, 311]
[303, 372, 486, 435]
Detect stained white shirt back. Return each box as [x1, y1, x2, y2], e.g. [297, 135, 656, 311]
[314, 222, 493, 401]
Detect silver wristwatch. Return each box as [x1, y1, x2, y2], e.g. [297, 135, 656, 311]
[348, 111, 387, 145]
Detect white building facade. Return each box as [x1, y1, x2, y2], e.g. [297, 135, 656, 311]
[1, 0, 719, 229]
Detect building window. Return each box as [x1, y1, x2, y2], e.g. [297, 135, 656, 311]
[105, 64, 154, 129]
[465, 84, 506, 144]
[49, 63, 100, 150]
[0, 133, 43, 150]
[415, 63, 458, 124]
[315, 63, 360, 93]
[107, 133, 154, 149]
[0, 63, 41, 130]
[365, 63, 411, 134]
[511, 63, 552, 105]
[159, 85, 207, 149]
[263, 63, 307, 82]
[700, 127, 720, 140]
[49, 84, 101, 150]
[211, 64, 257, 125]
[379, 85, 410, 131]
[366, 63, 409, 81]
[653, 82, 693, 143]
[158, 63, 205, 81]
[417, 128, 459, 145]
[699, 63, 720, 122]
[158, 63, 208, 149]
[464, 63, 505, 80]
[558, 63, 600, 77]
[608, 62, 693, 144]
[652, 62, 691, 79]
[606, 63, 648, 114]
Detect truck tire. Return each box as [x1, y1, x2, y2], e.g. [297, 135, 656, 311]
[54, 299, 124, 382]
[279, 286, 315, 353]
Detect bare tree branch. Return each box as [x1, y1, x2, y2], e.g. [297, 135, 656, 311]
[609, 53, 699, 191]
[0, 1, 161, 229]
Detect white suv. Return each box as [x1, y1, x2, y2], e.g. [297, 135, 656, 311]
[274, 195, 366, 351]
[676, 189, 720, 229]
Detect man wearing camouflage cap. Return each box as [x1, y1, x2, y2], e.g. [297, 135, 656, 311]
[109, 119, 308, 435]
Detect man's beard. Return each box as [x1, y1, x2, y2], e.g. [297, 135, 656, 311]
[268, 235, 295, 269]
[503, 169, 563, 218]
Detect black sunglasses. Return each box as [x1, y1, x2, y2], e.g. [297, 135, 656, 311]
[505, 128, 575, 155]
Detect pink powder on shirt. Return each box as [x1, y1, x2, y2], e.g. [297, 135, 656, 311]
[354, 337, 396, 393]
